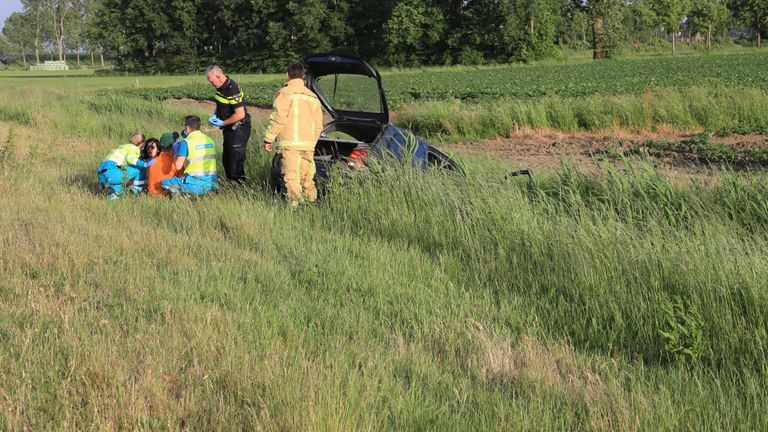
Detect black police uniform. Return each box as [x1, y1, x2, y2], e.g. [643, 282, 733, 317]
[214, 77, 251, 182]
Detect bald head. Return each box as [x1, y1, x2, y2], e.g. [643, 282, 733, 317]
[206, 65, 227, 88]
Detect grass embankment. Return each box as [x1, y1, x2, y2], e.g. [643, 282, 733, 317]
[398, 88, 768, 140]
[1, 75, 768, 429]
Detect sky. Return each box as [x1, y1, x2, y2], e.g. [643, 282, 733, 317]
[0, 0, 24, 32]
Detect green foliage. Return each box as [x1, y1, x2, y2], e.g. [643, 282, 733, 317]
[688, 0, 730, 40]
[0, 34, 11, 56]
[729, 0, 768, 46]
[384, 0, 446, 66]
[658, 296, 706, 364]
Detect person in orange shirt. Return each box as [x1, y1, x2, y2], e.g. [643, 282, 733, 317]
[146, 133, 180, 197]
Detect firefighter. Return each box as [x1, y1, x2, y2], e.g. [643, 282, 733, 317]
[206, 65, 251, 184]
[161, 116, 219, 196]
[96, 132, 152, 200]
[263, 62, 324, 206]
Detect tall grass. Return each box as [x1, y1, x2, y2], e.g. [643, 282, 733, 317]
[1, 77, 767, 430]
[398, 88, 768, 140]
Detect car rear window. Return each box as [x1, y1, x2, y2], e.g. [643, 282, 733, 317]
[315, 74, 383, 114]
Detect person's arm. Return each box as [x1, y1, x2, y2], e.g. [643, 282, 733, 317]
[222, 106, 245, 126]
[129, 158, 156, 169]
[263, 90, 289, 152]
[173, 156, 186, 172]
[313, 100, 324, 140]
[125, 147, 152, 168]
[173, 140, 189, 172]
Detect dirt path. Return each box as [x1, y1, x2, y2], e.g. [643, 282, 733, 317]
[444, 129, 768, 176]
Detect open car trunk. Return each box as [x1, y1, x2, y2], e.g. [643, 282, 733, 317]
[315, 121, 382, 160]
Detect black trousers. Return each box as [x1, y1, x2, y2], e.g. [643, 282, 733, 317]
[221, 121, 251, 183]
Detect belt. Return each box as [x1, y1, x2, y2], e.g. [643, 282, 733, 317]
[226, 113, 251, 131]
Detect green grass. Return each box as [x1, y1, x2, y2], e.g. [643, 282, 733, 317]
[1, 68, 768, 430]
[398, 87, 768, 140]
[0, 70, 282, 91]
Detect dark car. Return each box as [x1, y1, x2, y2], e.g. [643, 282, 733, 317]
[269, 53, 462, 194]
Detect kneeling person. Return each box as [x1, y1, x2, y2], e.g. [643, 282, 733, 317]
[97, 132, 150, 200]
[162, 116, 219, 196]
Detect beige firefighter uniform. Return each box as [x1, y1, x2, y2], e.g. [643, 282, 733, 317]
[264, 78, 324, 203]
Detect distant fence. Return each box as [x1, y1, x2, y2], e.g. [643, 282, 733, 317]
[29, 61, 69, 71]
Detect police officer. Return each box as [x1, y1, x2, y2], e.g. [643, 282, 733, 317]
[206, 65, 251, 184]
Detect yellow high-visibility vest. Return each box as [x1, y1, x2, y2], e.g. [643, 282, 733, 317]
[183, 130, 217, 178]
[103, 144, 139, 167]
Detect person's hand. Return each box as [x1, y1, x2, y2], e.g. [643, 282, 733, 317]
[263, 141, 272, 152]
[145, 158, 156, 168]
[208, 114, 225, 127]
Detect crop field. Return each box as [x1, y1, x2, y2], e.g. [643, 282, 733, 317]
[1, 54, 768, 430]
[111, 51, 768, 139]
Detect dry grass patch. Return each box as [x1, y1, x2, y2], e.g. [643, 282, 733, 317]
[466, 319, 643, 431]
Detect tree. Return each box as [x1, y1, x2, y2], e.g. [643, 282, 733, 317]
[503, 0, 566, 61]
[21, 0, 48, 64]
[644, 0, 693, 54]
[730, 0, 768, 48]
[384, 0, 445, 65]
[46, 0, 77, 62]
[0, 34, 12, 58]
[688, 0, 729, 50]
[3, 12, 34, 67]
[572, 0, 620, 59]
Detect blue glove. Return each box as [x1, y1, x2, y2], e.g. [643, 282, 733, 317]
[208, 114, 225, 127]
[144, 158, 156, 168]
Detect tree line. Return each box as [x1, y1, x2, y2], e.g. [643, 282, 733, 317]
[2, 0, 767, 72]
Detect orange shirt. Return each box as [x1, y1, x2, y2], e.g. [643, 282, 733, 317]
[147, 152, 178, 197]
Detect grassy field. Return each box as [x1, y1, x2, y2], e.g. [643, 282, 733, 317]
[1, 58, 768, 430]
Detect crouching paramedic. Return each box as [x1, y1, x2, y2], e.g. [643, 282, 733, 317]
[161, 115, 219, 196]
[97, 132, 151, 200]
[263, 62, 324, 205]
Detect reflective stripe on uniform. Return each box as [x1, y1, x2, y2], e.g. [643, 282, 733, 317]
[279, 140, 317, 147]
[215, 90, 244, 105]
[292, 94, 300, 144]
[185, 171, 217, 178]
[188, 154, 216, 163]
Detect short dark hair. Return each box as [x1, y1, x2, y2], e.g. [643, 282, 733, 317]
[287, 62, 305, 79]
[185, 115, 201, 131]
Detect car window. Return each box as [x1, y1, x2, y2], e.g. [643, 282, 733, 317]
[315, 74, 382, 114]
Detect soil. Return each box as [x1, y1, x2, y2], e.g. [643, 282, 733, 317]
[444, 129, 768, 177]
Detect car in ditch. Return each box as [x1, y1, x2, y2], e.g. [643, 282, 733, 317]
[269, 53, 462, 195]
